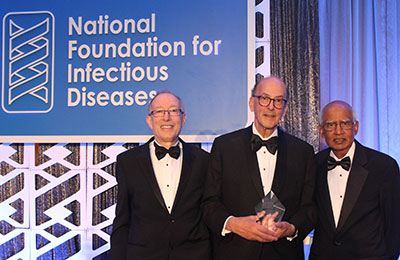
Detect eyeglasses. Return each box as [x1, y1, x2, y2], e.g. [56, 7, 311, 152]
[253, 95, 287, 109]
[323, 120, 355, 131]
[149, 108, 183, 117]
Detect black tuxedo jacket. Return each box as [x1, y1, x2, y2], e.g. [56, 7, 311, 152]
[310, 140, 400, 260]
[111, 137, 211, 260]
[202, 126, 317, 260]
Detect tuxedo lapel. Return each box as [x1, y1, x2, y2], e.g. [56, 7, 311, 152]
[244, 126, 264, 199]
[271, 128, 287, 197]
[336, 141, 368, 232]
[138, 139, 169, 213]
[170, 140, 192, 213]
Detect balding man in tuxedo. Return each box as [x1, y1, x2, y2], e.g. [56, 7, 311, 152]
[202, 77, 317, 260]
[310, 100, 400, 260]
[111, 91, 211, 260]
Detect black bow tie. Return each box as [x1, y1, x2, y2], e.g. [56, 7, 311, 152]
[250, 135, 278, 154]
[154, 143, 180, 160]
[327, 156, 351, 171]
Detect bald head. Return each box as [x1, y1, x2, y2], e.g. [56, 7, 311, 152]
[252, 76, 289, 101]
[320, 100, 356, 124]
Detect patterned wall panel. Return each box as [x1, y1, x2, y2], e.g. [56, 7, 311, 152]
[0, 169, 30, 229]
[255, 0, 271, 81]
[86, 143, 138, 259]
[30, 229, 86, 260]
[1, 229, 31, 260]
[0, 144, 33, 259]
[0, 144, 31, 168]
[28, 143, 87, 259]
[32, 144, 86, 171]
[0, 169, 30, 260]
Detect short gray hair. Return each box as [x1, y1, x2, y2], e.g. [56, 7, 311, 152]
[147, 90, 184, 114]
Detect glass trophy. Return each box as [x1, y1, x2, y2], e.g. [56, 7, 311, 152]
[255, 191, 286, 230]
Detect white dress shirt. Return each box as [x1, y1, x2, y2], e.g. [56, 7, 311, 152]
[253, 124, 278, 196]
[150, 140, 183, 214]
[221, 126, 278, 236]
[327, 141, 355, 227]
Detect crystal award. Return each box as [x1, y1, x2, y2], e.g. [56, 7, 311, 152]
[255, 191, 286, 229]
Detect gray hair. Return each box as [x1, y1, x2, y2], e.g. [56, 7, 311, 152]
[147, 90, 184, 114]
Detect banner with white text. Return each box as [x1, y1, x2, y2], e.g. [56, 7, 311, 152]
[0, 0, 255, 142]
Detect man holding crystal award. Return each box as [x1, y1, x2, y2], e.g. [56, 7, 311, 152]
[202, 77, 317, 259]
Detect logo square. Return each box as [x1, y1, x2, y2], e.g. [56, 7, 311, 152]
[2, 11, 54, 113]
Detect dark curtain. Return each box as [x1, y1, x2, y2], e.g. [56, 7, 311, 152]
[270, 0, 320, 151]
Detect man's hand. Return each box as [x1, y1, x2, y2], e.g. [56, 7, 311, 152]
[274, 221, 296, 239]
[226, 215, 278, 242]
[258, 211, 279, 231]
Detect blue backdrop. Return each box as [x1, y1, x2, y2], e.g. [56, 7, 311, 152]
[1, 0, 254, 142]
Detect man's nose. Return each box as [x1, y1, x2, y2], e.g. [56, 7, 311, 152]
[163, 111, 171, 120]
[267, 100, 275, 110]
[334, 123, 344, 134]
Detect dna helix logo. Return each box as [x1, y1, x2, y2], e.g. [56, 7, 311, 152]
[2, 11, 54, 113]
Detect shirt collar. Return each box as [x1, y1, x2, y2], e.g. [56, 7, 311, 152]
[252, 124, 278, 140]
[153, 139, 180, 149]
[329, 141, 356, 163]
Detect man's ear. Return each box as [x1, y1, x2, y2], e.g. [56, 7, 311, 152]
[282, 104, 288, 118]
[249, 97, 255, 112]
[146, 115, 153, 130]
[318, 125, 325, 139]
[354, 121, 359, 136]
[181, 113, 187, 127]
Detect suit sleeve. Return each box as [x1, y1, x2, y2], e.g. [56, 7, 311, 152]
[381, 158, 400, 260]
[110, 155, 130, 260]
[201, 138, 232, 236]
[288, 145, 318, 241]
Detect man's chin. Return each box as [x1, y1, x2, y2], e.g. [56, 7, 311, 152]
[159, 136, 178, 142]
[261, 124, 278, 130]
[331, 146, 351, 154]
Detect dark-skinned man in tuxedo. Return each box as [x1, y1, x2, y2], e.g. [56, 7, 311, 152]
[310, 100, 400, 260]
